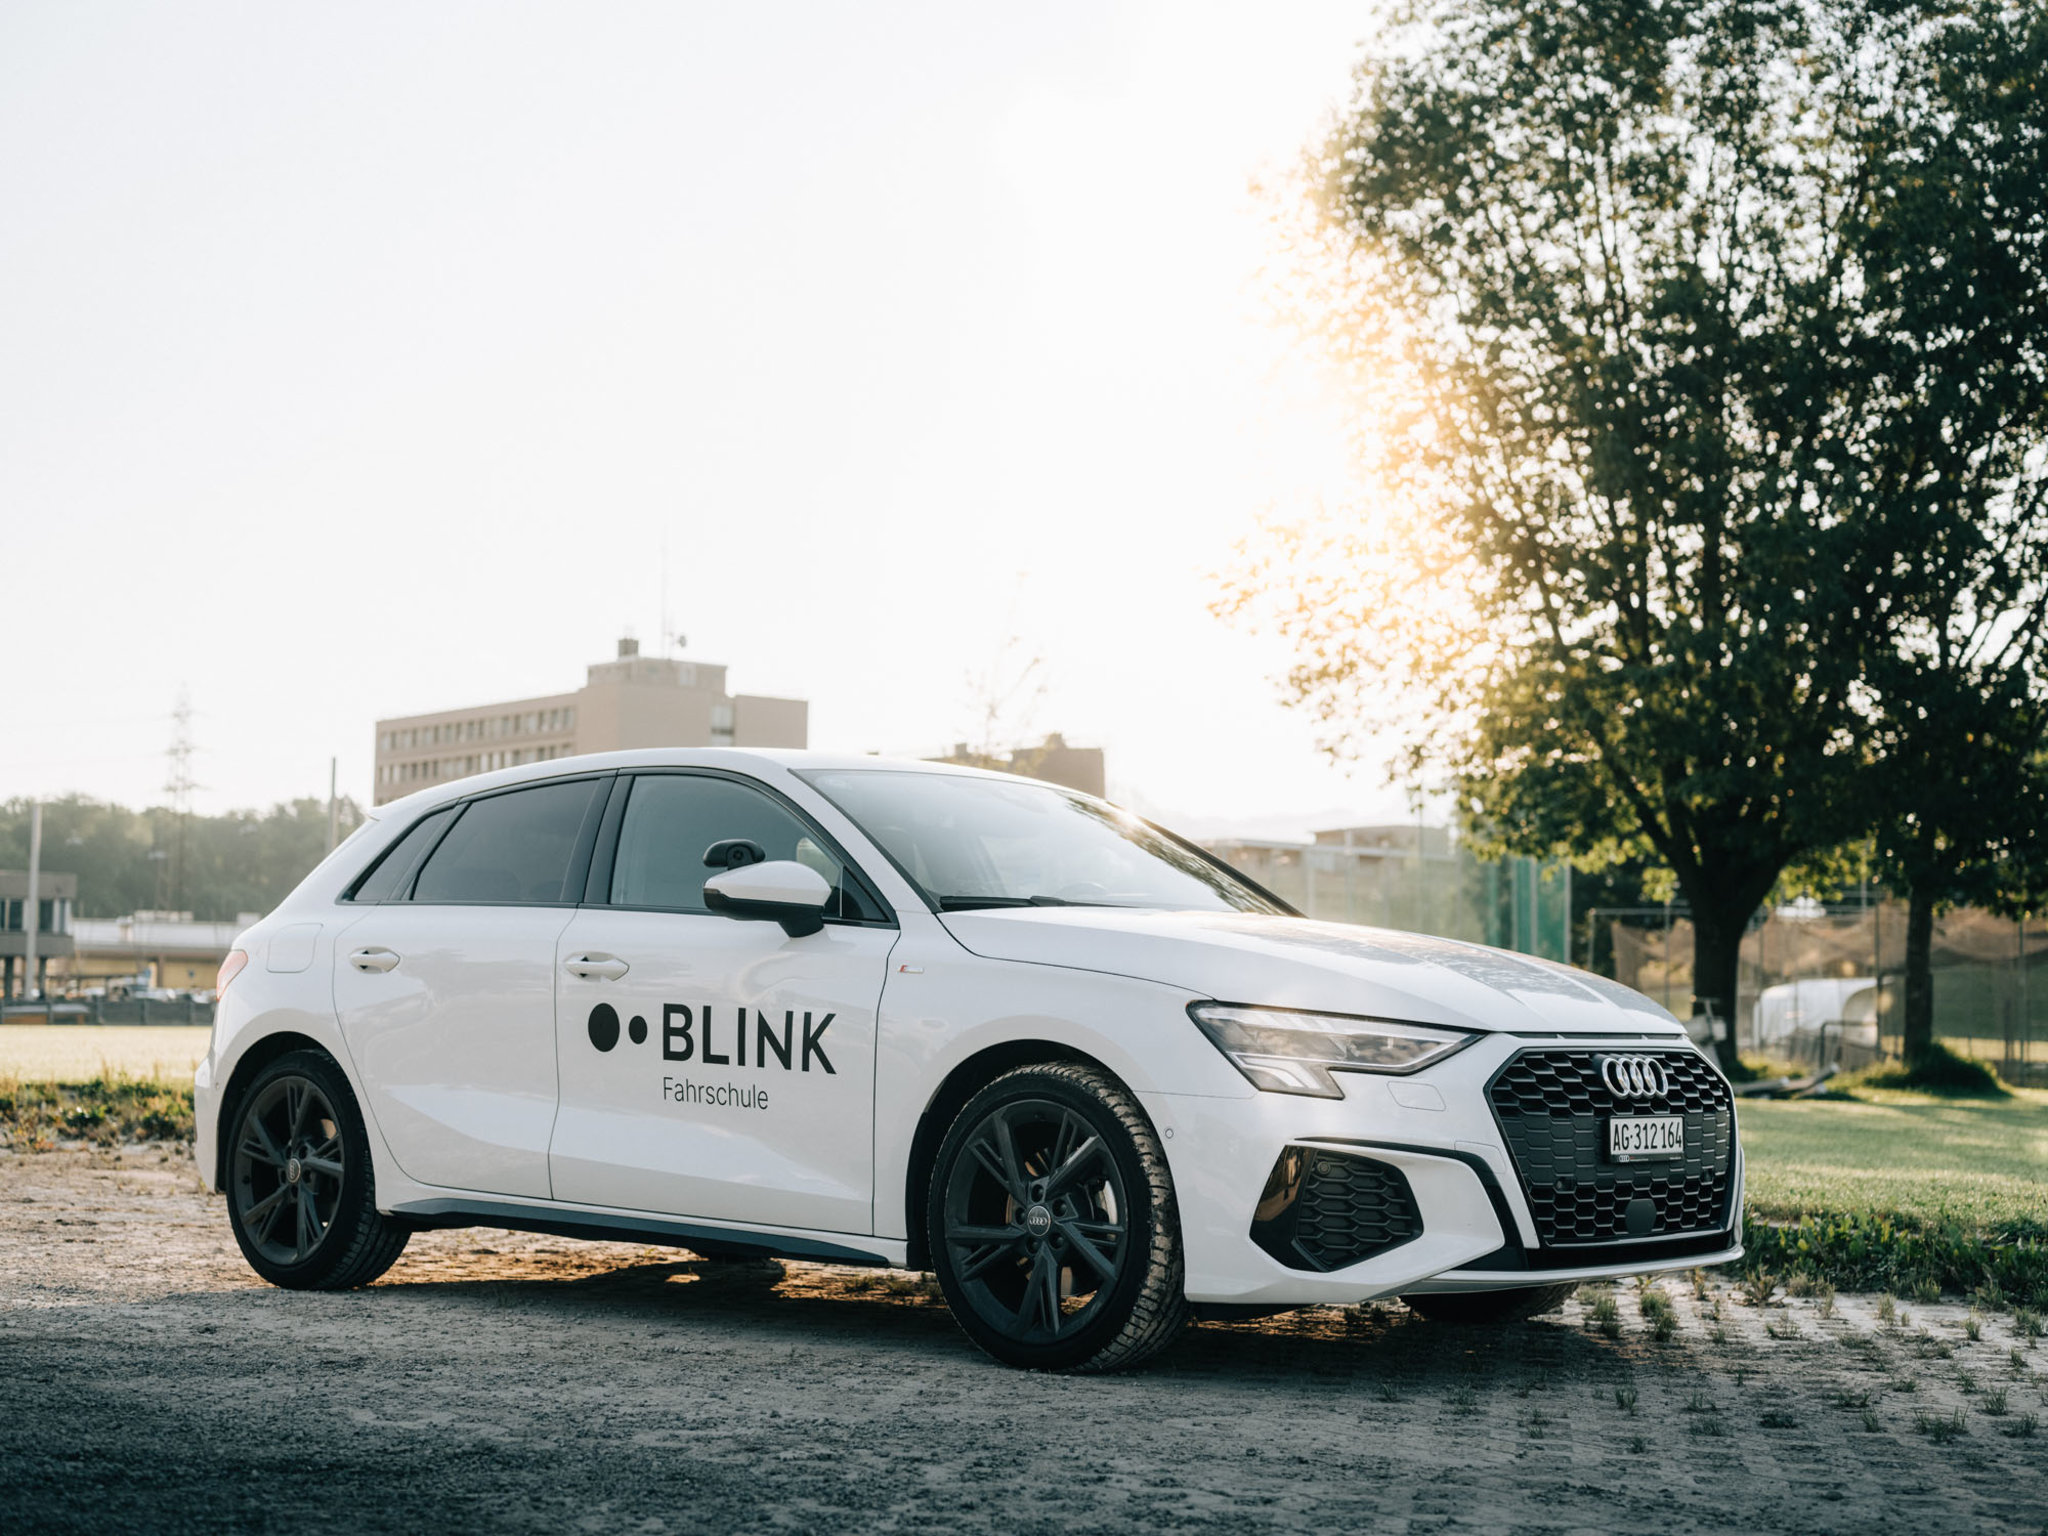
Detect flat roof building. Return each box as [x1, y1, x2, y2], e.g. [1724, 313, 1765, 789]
[2, 870, 77, 999]
[930, 733, 1106, 798]
[374, 638, 807, 805]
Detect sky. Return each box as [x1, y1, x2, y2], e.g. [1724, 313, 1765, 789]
[1, 2, 1411, 841]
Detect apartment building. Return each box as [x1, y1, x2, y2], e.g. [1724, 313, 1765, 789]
[373, 638, 807, 804]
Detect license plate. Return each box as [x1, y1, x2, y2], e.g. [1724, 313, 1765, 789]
[1608, 1115, 1684, 1162]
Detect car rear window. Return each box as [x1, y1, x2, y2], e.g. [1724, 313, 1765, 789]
[411, 779, 604, 906]
[347, 807, 456, 903]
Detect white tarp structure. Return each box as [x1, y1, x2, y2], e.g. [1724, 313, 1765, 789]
[1752, 977, 1878, 1049]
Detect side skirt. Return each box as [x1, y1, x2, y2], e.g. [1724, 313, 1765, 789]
[392, 1197, 898, 1267]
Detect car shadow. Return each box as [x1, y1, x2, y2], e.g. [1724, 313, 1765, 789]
[335, 1253, 1665, 1386]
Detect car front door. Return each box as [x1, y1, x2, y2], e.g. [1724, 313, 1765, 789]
[332, 775, 608, 1199]
[549, 771, 897, 1235]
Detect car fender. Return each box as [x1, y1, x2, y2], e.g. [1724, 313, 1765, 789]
[200, 909, 404, 1201]
[872, 925, 1251, 1242]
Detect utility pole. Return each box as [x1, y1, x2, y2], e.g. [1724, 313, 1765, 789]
[326, 757, 339, 853]
[23, 802, 41, 1000]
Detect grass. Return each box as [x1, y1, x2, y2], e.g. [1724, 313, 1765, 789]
[1738, 1083, 2048, 1306]
[0, 1069, 196, 1149]
[1839, 1044, 2007, 1096]
[1586, 1294, 1621, 1339]
[1739, 1086, 2048, 1239]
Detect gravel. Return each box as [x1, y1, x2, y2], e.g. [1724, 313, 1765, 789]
[4, 1147, 2044, 1534]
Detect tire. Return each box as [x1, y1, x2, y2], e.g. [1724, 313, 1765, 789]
[927, 1062, 1188, 1372]
[1401, 1283, 1578, 1324]
[225, 1049, 410, 1290]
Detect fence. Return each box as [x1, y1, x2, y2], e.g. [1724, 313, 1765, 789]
[1610, 903, 2046, 1081]
[1204, 838, 1574, 961]
[0, 996, 216, 1027]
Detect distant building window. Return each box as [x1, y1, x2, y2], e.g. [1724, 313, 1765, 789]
[711, 704, 734, 731]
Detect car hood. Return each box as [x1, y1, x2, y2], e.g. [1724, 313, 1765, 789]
[938, 907, 1685, 1037]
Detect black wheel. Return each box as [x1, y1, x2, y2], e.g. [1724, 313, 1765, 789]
[1401, 1283, 1578, 1324]
[928, 1062, 1188, 1372]
[226, 1049, 410, 1290]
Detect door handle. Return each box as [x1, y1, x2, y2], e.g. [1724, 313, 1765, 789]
[563, 953, 630, 981]
[348, 946, 400, 974]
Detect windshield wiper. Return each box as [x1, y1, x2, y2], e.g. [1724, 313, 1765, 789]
[937, 895, 1127, 911]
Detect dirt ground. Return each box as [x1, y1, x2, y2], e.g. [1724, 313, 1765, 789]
[4, 1148, 2044, 1535]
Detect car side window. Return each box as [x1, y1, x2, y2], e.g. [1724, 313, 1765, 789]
[411, 779, 604, 906]
[347, 807, 455, 903]
[608, 775, 883, 921]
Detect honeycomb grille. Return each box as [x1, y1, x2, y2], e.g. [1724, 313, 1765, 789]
[1488, 1050, 1735, 1248]
[1252, 1151, 1423, 1272]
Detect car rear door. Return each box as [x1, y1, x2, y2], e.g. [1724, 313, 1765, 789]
[333, 775, 608, 1199]
[549, 770, 897, 1235]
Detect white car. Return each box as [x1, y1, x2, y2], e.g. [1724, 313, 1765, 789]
[196, 750, 1741, 1371]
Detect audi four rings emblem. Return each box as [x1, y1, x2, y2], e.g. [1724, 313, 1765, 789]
[1600, 1055, 1670, 1099]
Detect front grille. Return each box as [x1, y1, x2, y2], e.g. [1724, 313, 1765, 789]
[1250, 1149, 1423, 1272]
[1488, 1049, 1735, 1249]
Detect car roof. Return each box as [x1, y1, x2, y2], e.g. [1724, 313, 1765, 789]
[363, 747, 1035, 823]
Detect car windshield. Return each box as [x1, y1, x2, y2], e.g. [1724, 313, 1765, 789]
[799, 769, 1285, 915]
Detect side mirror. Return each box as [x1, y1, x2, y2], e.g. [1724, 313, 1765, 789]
[702, 860, 833, 938]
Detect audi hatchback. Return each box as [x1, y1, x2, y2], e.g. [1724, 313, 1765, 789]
[196, 750, 1741, 1371]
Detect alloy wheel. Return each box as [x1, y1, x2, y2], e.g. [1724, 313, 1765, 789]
[231, 1074, 345, 1267]
[941, 1097, 1129, 1344]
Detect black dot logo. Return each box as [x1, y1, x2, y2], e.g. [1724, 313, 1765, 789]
[587, 1003, 621, 1052]
[628, 1014, 648, 1045]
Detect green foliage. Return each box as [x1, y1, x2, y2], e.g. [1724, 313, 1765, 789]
[1640, 1289, 1678, 1342]
[1740, 1090, 2048, 1236]
[1742, 1112, 2048, 1321]
[1741, 1212, 2048, 1311]
[0, 1072, 196, 1150]
[1225, 0, 2048, 1071]
[1587, 1293, 1622, 1339]
[1842, 1045, 2007, 1098]
[0, 794, 364, 921]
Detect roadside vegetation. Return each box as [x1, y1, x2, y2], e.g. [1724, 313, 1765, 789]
[1740, 1087, 2048, 1307]
[0, 1070, 195, 1151]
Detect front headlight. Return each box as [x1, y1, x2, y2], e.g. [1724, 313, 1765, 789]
[1187, 1003, 1478, 1098]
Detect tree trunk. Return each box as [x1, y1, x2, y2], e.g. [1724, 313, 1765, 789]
[1691, 905, 1746, 1076]
[1901, 887, 1937, 1066]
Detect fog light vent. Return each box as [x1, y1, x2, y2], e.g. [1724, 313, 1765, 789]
[1250, 1149, 1423, 1272]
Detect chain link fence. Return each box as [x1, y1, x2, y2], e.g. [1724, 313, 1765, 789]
[1609, 904, 2046, 1083]
[1204, 838, 1574, 961]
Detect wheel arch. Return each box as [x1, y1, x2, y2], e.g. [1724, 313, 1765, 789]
[901, 1037, 1132, 1271]
[212, 1030, 335, 1189]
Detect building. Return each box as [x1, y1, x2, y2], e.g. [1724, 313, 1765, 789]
[1, 870, 77, 999]
[374, 638, 808, 805]
[62, 911, 258, 994]
[931, 733, 1106, 798]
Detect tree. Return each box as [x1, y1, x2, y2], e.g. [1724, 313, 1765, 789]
[1223, 0, 2048, 1072]
[0, 796, 366, 923]
[1833, 6, 2048, 1069]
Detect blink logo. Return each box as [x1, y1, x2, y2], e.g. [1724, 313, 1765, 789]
[586, 1002, 835, 1075]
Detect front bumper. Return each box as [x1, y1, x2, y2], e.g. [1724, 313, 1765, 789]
[1143, 1031, 1741, 1306]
